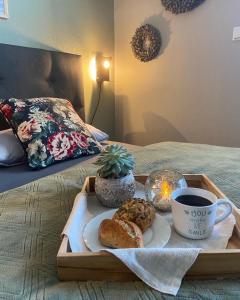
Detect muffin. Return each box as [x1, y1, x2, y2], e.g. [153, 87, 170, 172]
[113, 198, 156, 232]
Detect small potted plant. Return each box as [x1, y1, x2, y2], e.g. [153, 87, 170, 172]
[94, 144, 135, 208]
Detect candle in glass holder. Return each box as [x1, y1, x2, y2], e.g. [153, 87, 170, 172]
[145, 170, 187, 212]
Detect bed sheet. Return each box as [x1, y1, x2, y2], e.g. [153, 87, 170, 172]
[1, 141, 240, 299]
[0, 141, 141, 192]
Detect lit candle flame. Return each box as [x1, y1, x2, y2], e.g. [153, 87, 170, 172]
[161, 180, 172, 199]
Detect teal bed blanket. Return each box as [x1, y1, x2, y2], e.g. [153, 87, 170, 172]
[1, 142, 240, 299]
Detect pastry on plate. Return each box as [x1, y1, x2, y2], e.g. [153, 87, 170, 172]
[98, 218, 144, 248]
[113, 198, 156, 232]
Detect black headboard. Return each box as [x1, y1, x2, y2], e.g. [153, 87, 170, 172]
[0, 43, 84, 130]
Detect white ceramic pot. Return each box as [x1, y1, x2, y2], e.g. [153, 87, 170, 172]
[95, 171, 136, 208]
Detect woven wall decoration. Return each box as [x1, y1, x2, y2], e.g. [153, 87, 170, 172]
[161, 0, 206, 14]
[131, 24, 161, 62]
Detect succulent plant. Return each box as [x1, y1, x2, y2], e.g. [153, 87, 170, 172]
[94, 144, 135, 179]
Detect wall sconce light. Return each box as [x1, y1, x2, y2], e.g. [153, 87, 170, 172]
[90, 55, 111, 83]
[89, 54, 112, 124]
[96, 55, 111, 82]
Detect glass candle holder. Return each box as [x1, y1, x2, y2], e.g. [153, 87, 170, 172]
[145, 170, 187, 212]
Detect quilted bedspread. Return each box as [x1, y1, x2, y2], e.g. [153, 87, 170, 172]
[1, 142, 240, 300]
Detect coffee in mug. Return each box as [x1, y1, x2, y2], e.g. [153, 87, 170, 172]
[171, 188, 232, 239]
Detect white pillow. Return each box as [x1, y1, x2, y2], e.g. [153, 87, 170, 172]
[86, 124, 109, 142]
[0, 129, 25, 166]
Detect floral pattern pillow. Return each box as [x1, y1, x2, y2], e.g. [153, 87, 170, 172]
[0, 97, 102, 169]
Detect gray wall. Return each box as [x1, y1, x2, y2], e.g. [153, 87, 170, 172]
[114, 0, 240, 146]
[0, 0, 115, 137]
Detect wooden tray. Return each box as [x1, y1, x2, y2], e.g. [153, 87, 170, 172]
[57, 174, 240, 281]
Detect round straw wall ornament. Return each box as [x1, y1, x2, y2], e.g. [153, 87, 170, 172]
[161, 0, 206, 14]
[131, 24, 161, 62]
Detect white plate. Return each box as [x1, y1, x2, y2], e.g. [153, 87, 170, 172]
[83, 209, 171, 251]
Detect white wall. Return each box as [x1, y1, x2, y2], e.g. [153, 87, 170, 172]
[114, 0, 240, 146]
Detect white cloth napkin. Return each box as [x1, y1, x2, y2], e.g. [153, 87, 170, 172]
[105, 248, 200, 295]
[62, 184, 236, 296]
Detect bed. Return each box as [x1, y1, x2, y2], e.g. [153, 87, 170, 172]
[0, 141, 140, 192]
[0, 44, 240, 299]
[0, 43, 140, 191]
[0, 43, 87, 189]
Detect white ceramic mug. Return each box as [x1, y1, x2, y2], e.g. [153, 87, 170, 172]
[171, 188, 232, 239]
